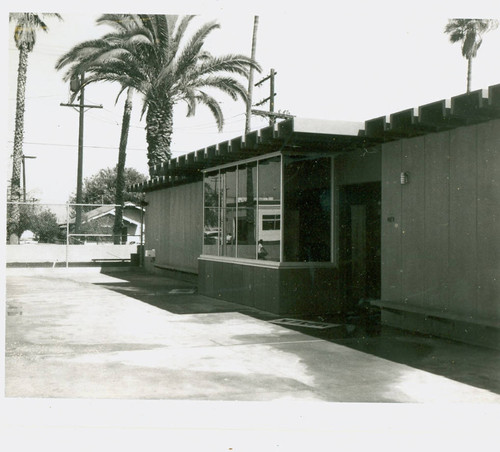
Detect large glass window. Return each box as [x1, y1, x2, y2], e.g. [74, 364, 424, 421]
[257, 156, 281, 262]
[283, 155, 331, 262]
[203, 156, 281, 261]
[203, 172, 220, 255]
[221, 167, 237, 257]
[236, 163, 257, 259]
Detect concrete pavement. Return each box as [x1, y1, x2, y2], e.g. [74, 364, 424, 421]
[5, 267, 500, 402]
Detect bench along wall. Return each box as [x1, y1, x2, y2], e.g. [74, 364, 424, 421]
[380, 118, 500, 348]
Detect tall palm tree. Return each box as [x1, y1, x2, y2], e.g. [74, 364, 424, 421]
[8, 13, 62, 242]
[57, 14, 260, 176]
[56, 14, 142, 243]
[444, 18, 499, 93]
[94, 15, 138, 244]
[112, 86, 134, 243]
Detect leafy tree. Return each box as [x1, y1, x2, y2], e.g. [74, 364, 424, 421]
[31, 209, 62, 243]
[16, 203, 63, 243]
[56, 14, 260, 174]
[69, 167, 146, 205]
[8, 13, 62, 243]
[444, 19, 499, 92]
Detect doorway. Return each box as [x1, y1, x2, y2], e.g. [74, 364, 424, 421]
[339, 182, 381, 310]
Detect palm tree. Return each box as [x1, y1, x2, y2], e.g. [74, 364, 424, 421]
[56, 14, 260, 176]
[94, 15, 138, 243]
[112, 86, 134, 243]
[8, 13, 62, 242]
[56, 14, 142, 243]
[444, 18, 499, 93]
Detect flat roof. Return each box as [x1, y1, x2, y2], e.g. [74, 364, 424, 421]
[132, 117, 371, 192]
[131, 83, 500, 193]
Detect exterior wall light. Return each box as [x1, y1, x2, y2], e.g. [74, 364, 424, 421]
[400, 172, 409, 185]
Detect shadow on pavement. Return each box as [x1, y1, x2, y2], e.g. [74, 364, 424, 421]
[97, 269, 500, 395]
[97, 268, 279, 321]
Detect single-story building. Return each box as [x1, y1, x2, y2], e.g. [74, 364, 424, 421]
[61, 202, 144, 244]
[131, 84, 500, 349]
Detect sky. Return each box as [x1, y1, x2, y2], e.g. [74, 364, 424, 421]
[3, 0, 500, 206]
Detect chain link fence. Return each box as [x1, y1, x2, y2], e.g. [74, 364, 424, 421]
[6, 201, 144, 267]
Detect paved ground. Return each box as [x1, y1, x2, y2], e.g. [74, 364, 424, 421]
[5, 267, 500, 402]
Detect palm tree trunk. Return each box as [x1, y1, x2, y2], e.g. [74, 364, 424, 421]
[8, 44, 29, 243]
[145, 99, 173, 175]
[466, 57, 472, 93]
[245, 16, 259, 134]
[113, 87, 134, 244]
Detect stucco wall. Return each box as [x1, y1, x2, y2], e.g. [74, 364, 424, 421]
[381, 118, 500, 325]
[144, 181, 203, 274]
[6, 244, 137, 263]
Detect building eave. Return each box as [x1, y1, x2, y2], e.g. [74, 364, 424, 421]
[130, 83, 500, 194]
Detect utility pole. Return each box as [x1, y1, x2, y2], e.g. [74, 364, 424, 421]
[245, 16, 259, 134]
[21, 155, 36, 202]
[60, 73, 102, 233]
[269, 68, 275, 126]
[252, 69, 293, 125]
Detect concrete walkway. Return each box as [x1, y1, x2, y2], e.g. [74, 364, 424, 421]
[5, 267, 500, 402]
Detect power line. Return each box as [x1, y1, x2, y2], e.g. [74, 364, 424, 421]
[6, 140, 146, 151]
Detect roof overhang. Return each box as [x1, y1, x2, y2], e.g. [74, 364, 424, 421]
[130, 83, 500, 193]
[131, 117, 371, 192]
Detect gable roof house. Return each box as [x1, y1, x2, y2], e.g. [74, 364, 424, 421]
[63, 202, 144, 244]
[131, 84, 500, 350]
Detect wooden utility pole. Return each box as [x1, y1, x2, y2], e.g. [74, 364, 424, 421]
[252, 69, 293, 125]
[245, 16, 259, 134]
[21, 155, 36, 202]
[60, 73, 102, 233]
[269, 68, 275, 126]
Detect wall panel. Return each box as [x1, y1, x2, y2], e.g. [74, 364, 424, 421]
[381, 141, 402, 302]
[476, 119, 500, 320]
[423, 131, 450, 311]
[401, 137, 426, 307]
[144, 182, 203, 273]
[449, 126, 478, 315]
[336, 149, 381, 185]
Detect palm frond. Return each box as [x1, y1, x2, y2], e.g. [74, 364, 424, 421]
[11, 13, 61, 50]
[194, 54, 260, 78]
[171, 20, 220, 80]
[183, 88, 198, 117]
[173, 15, 195, 47]
[190, 75, 249, 103]
[188, 91, 224, 130]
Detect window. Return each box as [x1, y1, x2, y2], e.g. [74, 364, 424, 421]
[203, 156, 281, 261]
[262, 214, 280, 231]
[257, 156, 281, 261]
[283, 155, 331, 262]
[236, 163, 257, 259]
[221, 167, 237, 257]
[203, 172, 220, 254]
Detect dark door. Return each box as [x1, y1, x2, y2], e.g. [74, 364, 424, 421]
[339, 182, 381, 310]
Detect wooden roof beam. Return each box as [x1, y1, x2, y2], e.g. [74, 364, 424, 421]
[364, 116, 389, 139]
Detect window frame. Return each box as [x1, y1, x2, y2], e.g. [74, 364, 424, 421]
[202, 152, 281, 261]
[202, 151, 335, 265]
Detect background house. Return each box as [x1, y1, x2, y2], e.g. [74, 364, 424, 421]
[62, 202, 144, 244]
